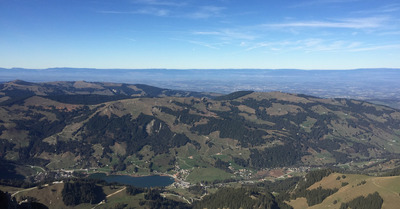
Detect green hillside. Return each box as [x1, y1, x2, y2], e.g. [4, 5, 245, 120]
[1, 81, 400, 184]
[288, 173, 400, 209]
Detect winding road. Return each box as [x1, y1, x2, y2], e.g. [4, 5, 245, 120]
[91, 187, 126, 209]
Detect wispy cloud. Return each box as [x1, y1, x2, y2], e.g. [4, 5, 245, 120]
[298, 39, 362, 52]
[291, 0, 361, 8]
[245, 39, 363, 53]
[193, 29, 256, 40]
[244, 41, 276, 52]
[172, 38, 224, 49]
[354, 4, 400, 14]
[131, 0, 186, 7]
[125, 37, 137, 42]
[98, 8, 170, 16]
[99, 3, 227, 19]
[350, 44, 400, 52]
[187, 40, 220, 49]
[187, 6, 225, 19]
[262, 16, 389, 29]
[246, 39, 400, 54]
[379, 31, 400, 36]
[262, 16, 388, 29]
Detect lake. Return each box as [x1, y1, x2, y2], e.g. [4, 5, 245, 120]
[89, 173, 175, 188]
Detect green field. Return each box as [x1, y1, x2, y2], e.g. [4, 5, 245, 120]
[186, 167, 234, 183]
[288, 173, 400, 209]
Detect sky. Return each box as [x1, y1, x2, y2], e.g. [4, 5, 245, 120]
[1, 0, 400, 69]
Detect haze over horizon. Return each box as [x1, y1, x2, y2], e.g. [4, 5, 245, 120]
[1, 0, 400, 69]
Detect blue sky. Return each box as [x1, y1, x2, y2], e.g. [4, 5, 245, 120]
[1, 0, 400, 69]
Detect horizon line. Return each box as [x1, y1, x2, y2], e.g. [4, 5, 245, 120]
[1, 67, 400, 71]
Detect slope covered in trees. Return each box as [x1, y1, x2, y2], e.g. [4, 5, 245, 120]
[193, 187, 292, 209]
[340, 192, 383, 209]
[61, 180, 106, 206]
[0, 81, 400, 183]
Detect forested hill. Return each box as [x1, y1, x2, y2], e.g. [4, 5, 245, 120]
[0, 80, 216, 105]
[1, 81, 400, 183]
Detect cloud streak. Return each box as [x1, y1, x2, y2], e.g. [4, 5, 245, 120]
[172, 38, 224, 49]
[353, 4, 400, 14]
[100, 1, 400, 57]
[193, 29, 256, 40]
[349, 44, 400, 52]
[187, 6, 225, 19]
[99, 3, 227, 19]
[187, 40, 220, 49]
[291, 0, 361, 8]
[243, 38, 400, 54]
[131, 0, 186, 7]
[262, 16, 388, 29]
[98, 8, 170, 16]
[243, 38, 366, 53]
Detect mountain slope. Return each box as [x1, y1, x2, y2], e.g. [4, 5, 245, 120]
[0, 80, 216, 106]
[2, 68, 400, 110]
[288, 173, 400, 209]
[1, 81, 400, 183]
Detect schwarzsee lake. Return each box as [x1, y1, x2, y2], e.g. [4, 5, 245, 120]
[89, 173, 175, 188]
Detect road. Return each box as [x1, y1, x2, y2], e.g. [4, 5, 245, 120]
[11, 187, 38, 197]
[30, 165, 46, 172]
[91, 187, 126, 209]
[161, 193, 191, 204]
[11, 181, 64, 198]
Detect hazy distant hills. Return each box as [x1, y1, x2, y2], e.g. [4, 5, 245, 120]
[1, 80, 400, 183]
[0, 80, 216, 106]
[1, 68, 400, 108]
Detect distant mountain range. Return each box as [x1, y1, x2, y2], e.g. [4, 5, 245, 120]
[2, 68, 400, 109]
